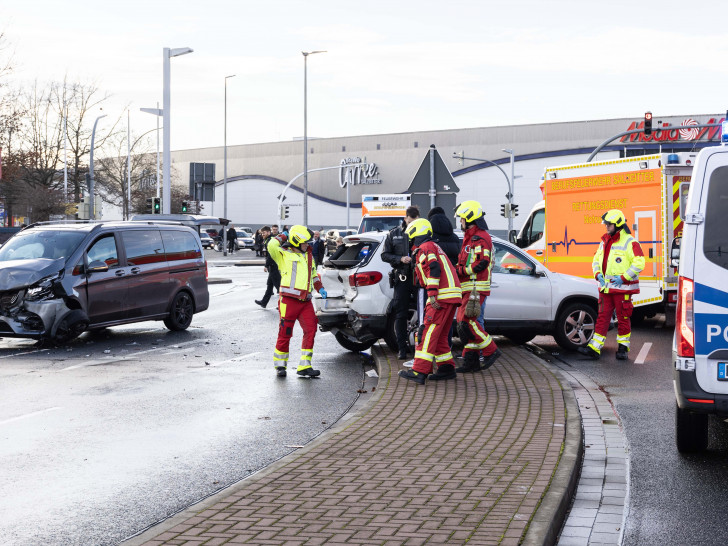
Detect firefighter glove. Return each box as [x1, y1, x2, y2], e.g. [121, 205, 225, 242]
[596, 273, 605, 288]
[319, 288, 327, 299]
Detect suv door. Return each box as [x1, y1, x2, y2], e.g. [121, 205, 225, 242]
[120, 229, 170, 319]
[82, 233, 127, 325]
[486, 242, 551, 322]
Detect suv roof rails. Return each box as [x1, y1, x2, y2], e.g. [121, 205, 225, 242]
[23, 219, 102, 230]
[126, 220, 186, 226]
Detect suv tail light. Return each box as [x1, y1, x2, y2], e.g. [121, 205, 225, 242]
[676, 276, 694, 357]
[349, 271, 383, 287]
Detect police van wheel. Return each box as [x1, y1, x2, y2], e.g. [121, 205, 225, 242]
[676, 404, 709, 453]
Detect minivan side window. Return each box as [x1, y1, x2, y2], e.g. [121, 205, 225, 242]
[703, 166, 728, 271]
[87, 235, 120, 268]
[161, 230, 202, 261]
[121, 230, 166, 265]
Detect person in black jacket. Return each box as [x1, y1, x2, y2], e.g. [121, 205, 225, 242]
[310, 230, 326, 267]
[255, 226, 281, 308]
[428, 207, 461, 266]
[381, 206, 420, 359]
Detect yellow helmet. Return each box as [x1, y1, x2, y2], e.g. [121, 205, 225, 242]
[405, 218, 433, 240]
[288, 225, 314, 247]
[601, 209, 626, 228]
[455, 200, 484, 223]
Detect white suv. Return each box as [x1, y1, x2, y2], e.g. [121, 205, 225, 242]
[314, 231, 599, 353]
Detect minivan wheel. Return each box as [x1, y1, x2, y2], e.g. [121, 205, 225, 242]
[554, 302, 597, 351]
[54, 310, 89, 343]
[334, 331, 376, 352]
[676, 404, 709, 453]
[164, 291, 194, 331]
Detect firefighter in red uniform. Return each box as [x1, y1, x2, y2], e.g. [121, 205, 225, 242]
[454, 200, 501, 373]
[398, 218, 462, 385]
[267, 225, 328, 377]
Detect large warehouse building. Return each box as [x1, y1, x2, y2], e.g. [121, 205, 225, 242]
[170, 113, 724, 235]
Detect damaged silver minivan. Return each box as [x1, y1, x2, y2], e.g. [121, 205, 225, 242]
[0, 221, 209, 343]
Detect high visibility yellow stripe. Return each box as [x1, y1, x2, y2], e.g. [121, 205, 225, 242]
[440, 256, 457, 289]
[422, 324, 435, 355]
[435, 352, 454, 362]
[279, 302, 287, 317]
[415, 350, 434, 360]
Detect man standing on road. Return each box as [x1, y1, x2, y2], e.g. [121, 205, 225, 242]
[381, 206, 421, 359]
[255, 226, 281, 308]
[311, 230, 326, 267]
[398, 218, 462, 384]
[579, 209, 645, 361]
[267, 225, 328, 378]
[454, 201, 501, 373]
[227, 224, 237, 254]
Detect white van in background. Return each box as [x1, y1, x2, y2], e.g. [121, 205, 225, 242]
[673, 138, 728, 452]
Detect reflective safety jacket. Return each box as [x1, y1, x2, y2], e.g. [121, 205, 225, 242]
[268, 237, 323, 301]
[413, 239, 462, 304]
[592, 230, 645, 294]
[457, 226, 494, 296]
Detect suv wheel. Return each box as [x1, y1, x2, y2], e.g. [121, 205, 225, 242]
[554, 302, 597, 351]
[384, 315, 399, 352]
[335, 331, 376, 352]
[164, 291, 194, 331]
[676, 404, 709, 453]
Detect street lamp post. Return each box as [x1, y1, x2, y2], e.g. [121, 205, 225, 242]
[222, 74, 236, 257]
[88, 113, 107, 220]
[302, 50, 326, 226]
[502, 149, 515, 235]
[453, 151, 516, 234]
[140, 102, 163, 199]
[162, 46, 193, 215]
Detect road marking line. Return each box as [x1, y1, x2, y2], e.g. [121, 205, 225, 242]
[0, 407, 62, 426]
[59, 339, 210, 371]
[0, 348, 50, 359]
[634, 342, 652, 364]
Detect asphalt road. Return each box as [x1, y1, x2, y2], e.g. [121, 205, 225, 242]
[534, 315, 728, 545]
[0, 266, 367, 546]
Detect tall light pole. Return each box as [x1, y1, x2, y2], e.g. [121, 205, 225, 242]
[503, 149, 515, 235]
[88, 113, 107, 220]
[223, 74, 236, 257]
[302, 50, 326, 226]
[140, 102, 162, 198]
[162, 46, 193, 214]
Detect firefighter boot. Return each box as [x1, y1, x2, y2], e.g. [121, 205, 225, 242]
[455, 351, 481, 373]
[616, 344, 629, 361]
[428, 364, 456, 381]
[297, 367, 321, 378]
[578, 345, 600, 359]
[276, 366, 287, 377]
[398, 369, 426, 384]
[481, 348, 502, 370]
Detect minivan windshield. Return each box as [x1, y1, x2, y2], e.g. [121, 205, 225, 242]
[0, 230, 86, 262]
[703, 166, 728, 271]
[359, 216, 403, 233]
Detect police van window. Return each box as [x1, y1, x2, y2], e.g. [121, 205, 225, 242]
[530, 209, 545, 244]
[679, 182, 690, 221]
[161, 230, 202, 262]
[703, 166, 728, 271]
[122, 230, 166, 266]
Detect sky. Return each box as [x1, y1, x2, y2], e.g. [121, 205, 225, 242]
[2, 0, 727, 152]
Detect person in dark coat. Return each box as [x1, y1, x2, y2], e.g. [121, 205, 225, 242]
[254, 229, 264, 257]
[428, 207, 461, 266]
[227, 224, 237, 254]
[310, 230, 326, 267]
[255, 226, 281, 308]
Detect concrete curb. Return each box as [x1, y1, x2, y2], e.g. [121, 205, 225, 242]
[207, 277, 232, 284]
[121, 347, 384, 546]
[522, 344, 584, 546]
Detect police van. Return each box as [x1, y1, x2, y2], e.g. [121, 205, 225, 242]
[674, 130, 728, 452]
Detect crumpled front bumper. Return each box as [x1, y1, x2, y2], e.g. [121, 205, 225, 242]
[0, 298, 71, 338]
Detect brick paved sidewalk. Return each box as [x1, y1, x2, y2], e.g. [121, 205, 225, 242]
[129, 342, 571, 545]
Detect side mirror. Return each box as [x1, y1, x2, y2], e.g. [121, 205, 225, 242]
[670, 237, 681, 268]
[87, 260, 109, 273]
[508, 230, 518, 244]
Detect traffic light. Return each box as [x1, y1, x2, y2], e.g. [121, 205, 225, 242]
[181, 200, 189, 213]
[146, 197, 153, 214]
[644, 111, 653, 136]
[512, 204, 519, 217]
[500, 203, 511, 217]
[280, 205, 290, 219]
[453, 150, 464, 166]
[153, 197, 161, 214]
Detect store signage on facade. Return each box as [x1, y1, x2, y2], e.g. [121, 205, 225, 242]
[339, 157, 382, 188]
[620, 117, 726, 143]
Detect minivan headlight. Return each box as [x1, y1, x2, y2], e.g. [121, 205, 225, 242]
[25, 274, 60, 302]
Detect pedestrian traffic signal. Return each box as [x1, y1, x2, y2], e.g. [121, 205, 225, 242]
[146, 197, 153, 214]
[181, 200, 189, 213]
[153, 197, 161, 214]
[644, 111, 652, 136]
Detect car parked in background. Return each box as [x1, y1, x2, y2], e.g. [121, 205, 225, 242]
[325, 229, 358, 255]
[236, 232, 256, 250]
[0, 221, 209, 342]
[200, 233, 214, 249]
[314, 231, 598, 352]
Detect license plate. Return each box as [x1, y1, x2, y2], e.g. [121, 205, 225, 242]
[718, 362, 728, 381]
